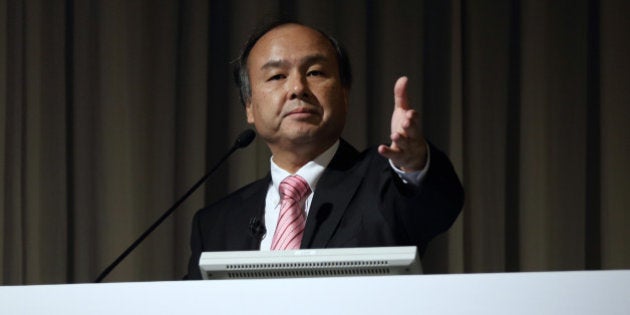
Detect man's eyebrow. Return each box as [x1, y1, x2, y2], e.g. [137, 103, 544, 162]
[260, 54, 330, 70]
[260, 59, 288, 70]
[301, 54, 328, 65]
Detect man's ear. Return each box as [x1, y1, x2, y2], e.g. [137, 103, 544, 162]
[245, 101, 255, 124]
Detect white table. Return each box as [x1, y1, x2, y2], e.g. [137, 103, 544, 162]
[2, 270, 628, 314]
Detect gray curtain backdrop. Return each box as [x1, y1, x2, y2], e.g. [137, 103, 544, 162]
[1, 0, 628, 284]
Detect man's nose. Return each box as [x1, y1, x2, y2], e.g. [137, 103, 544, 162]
[288, 75, 309, 100]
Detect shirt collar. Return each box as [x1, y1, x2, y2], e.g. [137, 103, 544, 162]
[270, 140, 340, 194]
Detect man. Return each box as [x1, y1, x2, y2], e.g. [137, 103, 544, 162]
[185, 21, 463, 279]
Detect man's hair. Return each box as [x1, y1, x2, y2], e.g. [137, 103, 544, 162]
[233, 20, 353, 106]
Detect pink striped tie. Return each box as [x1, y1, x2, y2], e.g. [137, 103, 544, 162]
[270, 175, 311, 250]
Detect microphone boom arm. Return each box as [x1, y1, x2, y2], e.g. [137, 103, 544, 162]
[94, 129, 255, 283]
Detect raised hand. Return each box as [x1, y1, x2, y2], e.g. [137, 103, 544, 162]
[377, 76, 428, 172]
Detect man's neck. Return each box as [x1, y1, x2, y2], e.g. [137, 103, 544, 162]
[270, 139, 338, 173]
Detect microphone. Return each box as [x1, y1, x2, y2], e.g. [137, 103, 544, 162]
[248, 216, 266, 241]
[94, 129, 256, 283]
[234, 129, 256, 149]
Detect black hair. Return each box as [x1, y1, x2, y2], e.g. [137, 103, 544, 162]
[233, 20, 352, 106]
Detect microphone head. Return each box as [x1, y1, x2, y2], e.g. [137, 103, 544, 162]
[234, 129, 256, 149]
[249, 216, 266, 240]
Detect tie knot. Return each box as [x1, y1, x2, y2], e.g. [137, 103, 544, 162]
[279, 175, 311, 202]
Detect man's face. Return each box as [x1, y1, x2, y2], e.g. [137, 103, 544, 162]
[245, 24, 348, 153]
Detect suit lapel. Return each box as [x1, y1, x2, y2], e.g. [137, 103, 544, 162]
[227, 175, 269, 250]
[302, 140, 364, 248]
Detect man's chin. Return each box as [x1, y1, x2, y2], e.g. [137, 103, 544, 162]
[263, 123, 341, 149]
[275, 128, 325, 146]
[287, 128, 341, 148]
[286, 131, 318, 144]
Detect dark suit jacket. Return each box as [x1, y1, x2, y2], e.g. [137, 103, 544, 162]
[186, 140, 464, 279]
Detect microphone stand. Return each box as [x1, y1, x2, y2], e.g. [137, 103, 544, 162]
[94, 130, 255, 283]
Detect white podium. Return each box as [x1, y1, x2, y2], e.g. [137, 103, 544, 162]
[1, 270, 629, 314]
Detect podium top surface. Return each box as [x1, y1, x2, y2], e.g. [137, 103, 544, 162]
[2, 270, 629, 315]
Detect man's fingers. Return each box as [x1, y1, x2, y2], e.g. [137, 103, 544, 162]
[378, 143, 406, 162]
[404, 110, 419, 131]
[385, 76, 428, 171]
[394, 76, 410, 110]
[391, 132, 413, 152]
[384, 132, 411, 155]
[395, 110, 420, 138]
[378, 144, 397, 159]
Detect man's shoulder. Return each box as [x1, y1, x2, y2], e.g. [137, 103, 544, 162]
[335, 139, 387, 168]
[194, 175, 269, 218]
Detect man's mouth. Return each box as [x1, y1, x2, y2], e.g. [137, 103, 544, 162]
[285, 106, 320, 117]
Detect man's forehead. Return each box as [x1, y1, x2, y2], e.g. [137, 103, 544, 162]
[260, 23, 327, 44]
[248, 24, 336, 64]
[261, 54, 329, 69]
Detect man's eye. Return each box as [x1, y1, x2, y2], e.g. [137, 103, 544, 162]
[307, 70, 324, 77]
[268, 74, 285, 81]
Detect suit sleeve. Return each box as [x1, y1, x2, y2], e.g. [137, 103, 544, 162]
[384, 142, 464, 254]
